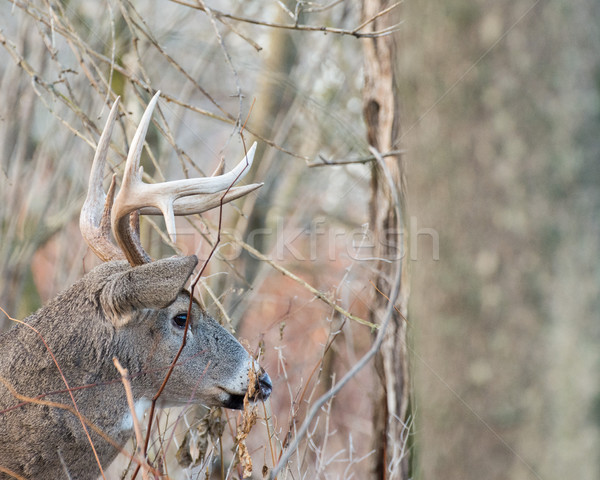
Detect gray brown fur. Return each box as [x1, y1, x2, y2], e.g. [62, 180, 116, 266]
[0, 255, 270, 479]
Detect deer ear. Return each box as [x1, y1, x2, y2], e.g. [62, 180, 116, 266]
[101, 255, 198, 326]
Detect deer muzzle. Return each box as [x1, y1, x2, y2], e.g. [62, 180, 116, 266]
[254, 370, 272, 401]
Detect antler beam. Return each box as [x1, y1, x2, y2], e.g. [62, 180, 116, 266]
[80, 92, 261, 266]
[80, 99, 126, 262]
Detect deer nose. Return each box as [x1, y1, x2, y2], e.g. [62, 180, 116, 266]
[256, 371, 272, 400]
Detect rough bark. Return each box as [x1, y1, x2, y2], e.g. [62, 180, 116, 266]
[361, 1, 411, 478]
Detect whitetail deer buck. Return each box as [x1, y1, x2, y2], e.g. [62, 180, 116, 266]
[0, 92, 271, 479]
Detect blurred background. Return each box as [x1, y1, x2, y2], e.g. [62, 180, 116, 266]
[0, 1, 599, 479]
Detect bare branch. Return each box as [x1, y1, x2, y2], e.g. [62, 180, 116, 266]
[169, 0, 402, 38]
[228, 235, 377, 329]
[351, 1, 403, 35]
[308, 149, 406, 168]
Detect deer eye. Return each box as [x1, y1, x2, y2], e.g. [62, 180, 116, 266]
[172, 313, 188, 329]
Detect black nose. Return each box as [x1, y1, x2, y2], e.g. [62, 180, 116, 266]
[256, 371, 272, 400]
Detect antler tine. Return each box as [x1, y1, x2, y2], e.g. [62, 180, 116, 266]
[112, 91, 260, 266]
[110, 91, 160, 266]
[137, 182, 264, 216]
[80, 98, 126, 262]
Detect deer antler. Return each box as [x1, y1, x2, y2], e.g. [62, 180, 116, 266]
[80, 99, 127, 262]
[80, 92, 261, 266]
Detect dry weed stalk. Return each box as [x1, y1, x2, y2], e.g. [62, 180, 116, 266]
[235, 367, 259, 478]
[113, 358, 152, 480]
[176, 407, 225, 468]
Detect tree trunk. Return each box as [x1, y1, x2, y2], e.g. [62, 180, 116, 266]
[361, 1, 412, 478]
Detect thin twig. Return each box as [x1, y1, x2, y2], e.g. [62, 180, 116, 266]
[218, 16, 263, 51]
[268, 275, 399, 477]
[5, 2, 312, 161]
[351, 1, 403, 34]
[169, 0, 402, 38]
[276, 319, 345, 464]
[113, 358, 151, 480]
[307, 149, 406, 168]
[102, 0, 116, 113]
[0, 464, 27, 480]
[0, 307, 107, 480]
[229, 237, 378, 329]
[196, 0, 244, 132]
[269, 146, 405, 478]
[132, 108, 255, 480]
[200, 278, 235, 331]
[0, 375, 161, 478]
[299, 0, 345, 14]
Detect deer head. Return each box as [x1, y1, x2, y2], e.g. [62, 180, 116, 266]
[0, 93, 271, 480]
